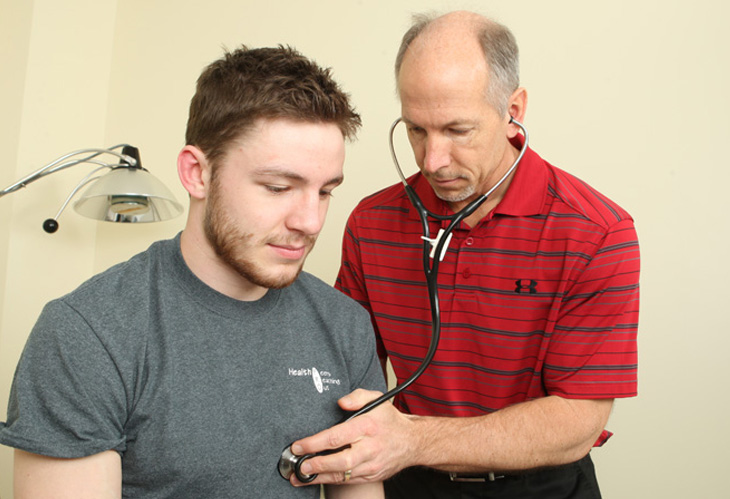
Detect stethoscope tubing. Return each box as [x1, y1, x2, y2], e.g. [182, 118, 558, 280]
[377, 113, 530, 413]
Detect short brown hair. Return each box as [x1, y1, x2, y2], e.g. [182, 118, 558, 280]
[186, 45, 361, 167]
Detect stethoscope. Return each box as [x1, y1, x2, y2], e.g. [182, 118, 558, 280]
[278, 116, 529, 483]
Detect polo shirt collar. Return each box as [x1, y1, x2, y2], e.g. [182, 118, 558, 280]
[407, 134, 547, 223]
[494, 134, 547, 217]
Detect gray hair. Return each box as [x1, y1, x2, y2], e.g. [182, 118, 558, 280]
[394, 12, 520, 116]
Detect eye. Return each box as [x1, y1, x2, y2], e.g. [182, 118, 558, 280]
[265, 185, 289, 194]
[448, 127, 473, 138]
[320, 185, 339, 199]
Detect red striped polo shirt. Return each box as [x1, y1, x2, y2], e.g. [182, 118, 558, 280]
[336, 138, 639, 445]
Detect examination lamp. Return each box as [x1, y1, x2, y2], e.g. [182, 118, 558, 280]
[0, 145, 183, 233]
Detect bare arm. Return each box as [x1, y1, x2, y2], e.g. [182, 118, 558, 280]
[412, 395, 612, 473]
[324, 482, 384, 498]
[14, 449, 121, 498]
[291, 389, 612, 485]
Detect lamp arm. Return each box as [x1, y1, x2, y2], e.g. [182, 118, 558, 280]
[42, 165, 113, 234]
[0, 146, 136, 198]
[50, 166, 112, 220]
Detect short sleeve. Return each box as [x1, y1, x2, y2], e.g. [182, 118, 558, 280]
[544, 218, 640, 399]
[0, 299, 128, 458]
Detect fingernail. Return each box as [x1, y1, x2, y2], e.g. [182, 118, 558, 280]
[292, 444, 303, 455]
[300, 462, 312, 474]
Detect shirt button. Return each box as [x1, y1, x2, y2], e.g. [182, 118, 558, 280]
[465, 237, 474, 246]
[462, 268, 471, 278]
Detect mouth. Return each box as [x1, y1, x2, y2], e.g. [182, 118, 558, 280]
[429, 174, 468, 191]
[268, 242, 309, 261]
[432, 177, 461, 187]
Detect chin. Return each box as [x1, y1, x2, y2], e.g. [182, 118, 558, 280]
[254, 264, 304, 290]
[436, 190, 474, 204]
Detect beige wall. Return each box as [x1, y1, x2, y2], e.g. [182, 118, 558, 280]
[1, 0, 728, 497]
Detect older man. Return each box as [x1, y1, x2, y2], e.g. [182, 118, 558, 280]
[292, 11, 639, 499]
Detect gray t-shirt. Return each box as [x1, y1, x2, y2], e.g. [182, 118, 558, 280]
[0, 235, 386, 498]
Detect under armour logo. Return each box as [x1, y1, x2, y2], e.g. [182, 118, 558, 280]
[514, 279, 538, 294]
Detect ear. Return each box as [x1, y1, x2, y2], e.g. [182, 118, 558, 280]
[177, 145, 210, 199]
[505, 87, 528, 139]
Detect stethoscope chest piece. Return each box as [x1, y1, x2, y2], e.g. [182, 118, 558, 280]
[278, 444, 316, 482]
[278, 445, 298, 480]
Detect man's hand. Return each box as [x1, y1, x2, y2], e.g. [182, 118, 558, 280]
[290, 389, 415, 486]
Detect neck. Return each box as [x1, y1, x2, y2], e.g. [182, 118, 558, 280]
[451, 141, 520, 228]
[179, 220, 268, 302]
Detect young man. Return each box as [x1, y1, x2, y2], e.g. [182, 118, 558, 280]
[0, 46, 385, 498]
[291, 12, 639, 499]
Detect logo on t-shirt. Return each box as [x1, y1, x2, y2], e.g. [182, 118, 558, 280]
[287, 366, 342, 393]
[514, 279, 538, 294]
[312, 368, 324, 393]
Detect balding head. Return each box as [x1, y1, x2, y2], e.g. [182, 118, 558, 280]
[395, 11, 520, 116]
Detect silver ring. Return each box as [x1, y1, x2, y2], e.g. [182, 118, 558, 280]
[343, 469, 352, 483]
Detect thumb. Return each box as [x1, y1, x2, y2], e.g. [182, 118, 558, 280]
[338, 388, 384, 412]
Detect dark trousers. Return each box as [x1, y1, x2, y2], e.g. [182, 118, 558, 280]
[384, 454, 601, 499]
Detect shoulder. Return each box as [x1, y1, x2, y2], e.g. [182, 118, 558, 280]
[46, 238, 177, 341]
[288, 273, 370, 318]
[344, 180, 419, 241]
[63, 238, 173, 304]
[350, 181, 408, 215]
[545, 163, 634, 230]
[291, 272, 361, 303]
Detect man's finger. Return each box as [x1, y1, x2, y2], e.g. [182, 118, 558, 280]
[337, 388, 384, 411]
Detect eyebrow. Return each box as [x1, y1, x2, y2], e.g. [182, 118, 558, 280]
[402, 117, 476, 129]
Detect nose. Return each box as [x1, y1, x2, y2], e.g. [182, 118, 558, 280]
[287, 192, 326, 236]
[421, 135, 451, 174]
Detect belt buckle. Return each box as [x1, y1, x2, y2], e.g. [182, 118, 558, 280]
[449, 472, 504, 482]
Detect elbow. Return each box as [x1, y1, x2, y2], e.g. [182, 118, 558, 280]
[568, 398, 614, 460]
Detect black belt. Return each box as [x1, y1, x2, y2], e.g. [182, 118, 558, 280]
[445, 455, 590, 484]
[448, 471, 507, 482]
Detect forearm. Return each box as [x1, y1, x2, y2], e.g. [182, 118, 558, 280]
[325, 482, 384, 498]
[407, 396, 613, 473]
[291, 390, 613, 484]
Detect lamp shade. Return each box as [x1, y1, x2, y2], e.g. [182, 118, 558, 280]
[73, 167, 183, 223]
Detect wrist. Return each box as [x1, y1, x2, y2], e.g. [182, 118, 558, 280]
[403, 414, 480, 471]
[401, 414, 438, 468]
